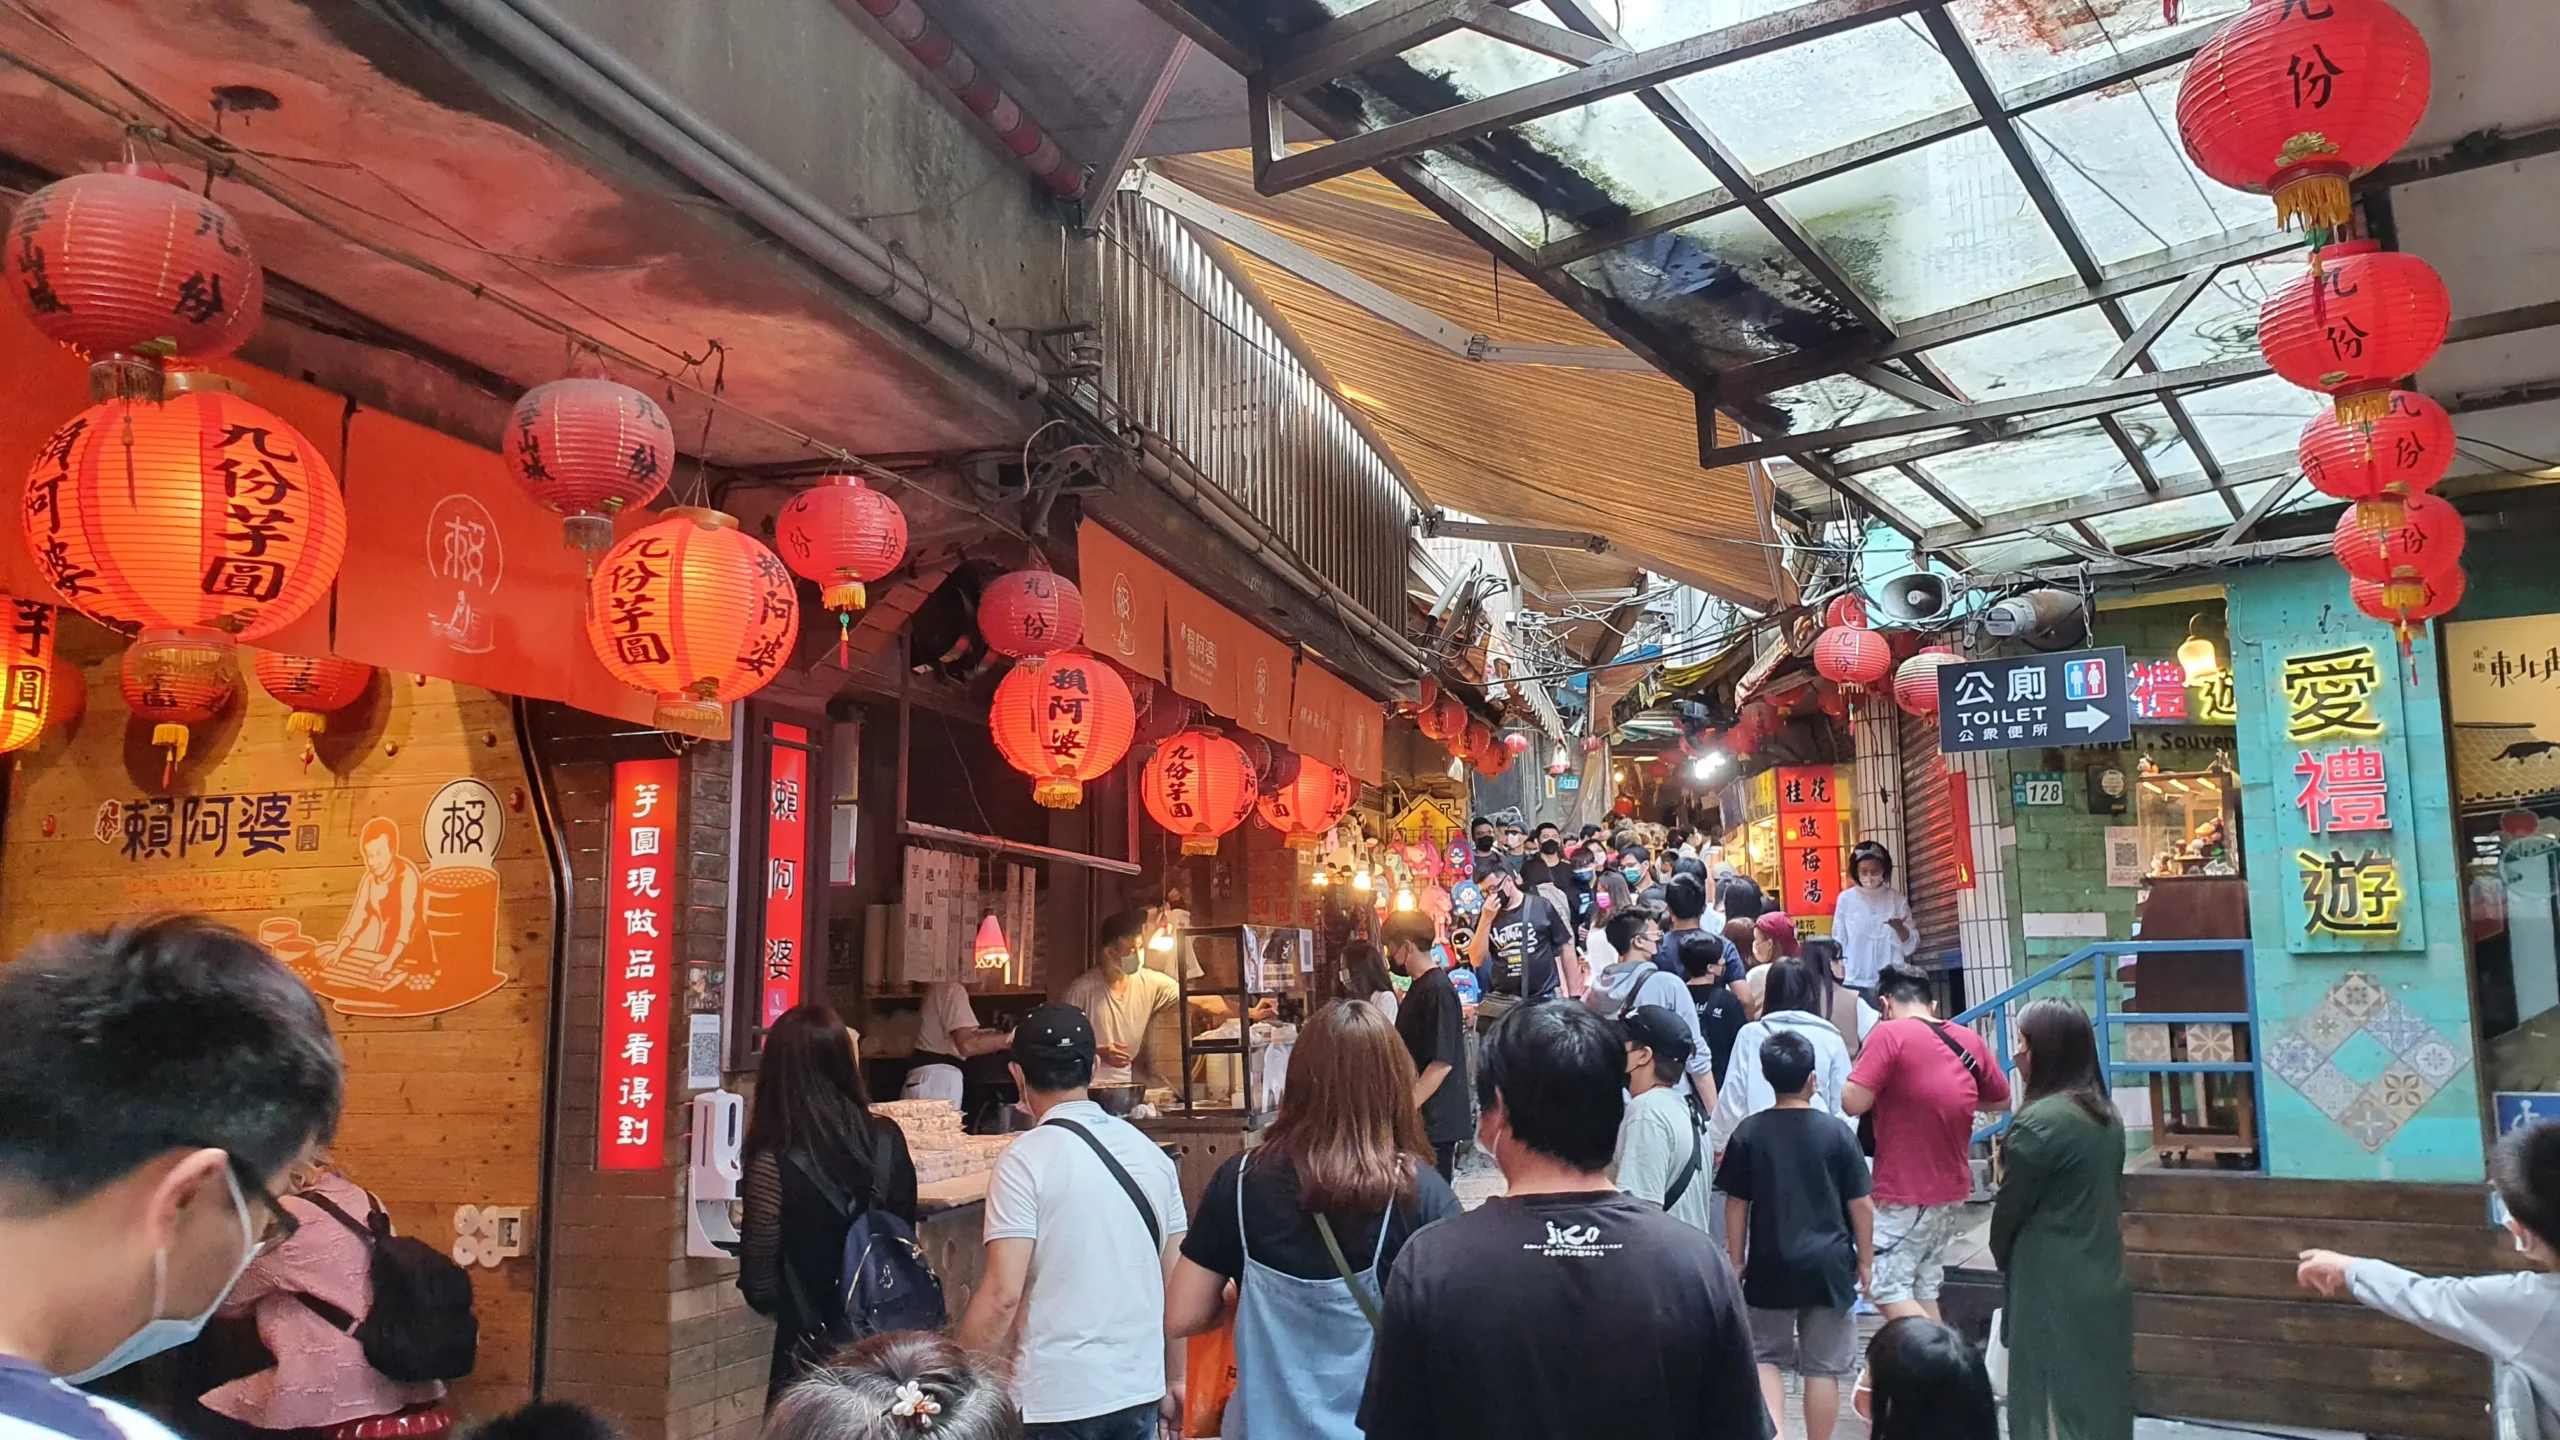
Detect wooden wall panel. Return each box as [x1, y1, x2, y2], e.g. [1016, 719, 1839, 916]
[0, 616, 551, 1419]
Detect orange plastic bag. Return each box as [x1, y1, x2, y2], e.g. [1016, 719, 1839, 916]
[1184, 1316, 1237, 1437]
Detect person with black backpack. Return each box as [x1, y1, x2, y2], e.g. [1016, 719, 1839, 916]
[1612, 1007, 1714, 1236]
[740, 1005, 923, 1404]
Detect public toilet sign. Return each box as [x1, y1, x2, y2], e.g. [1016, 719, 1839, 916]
[1937, 647, 2132, 753]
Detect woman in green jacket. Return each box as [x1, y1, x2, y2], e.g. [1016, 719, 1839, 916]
[1991, 999, 2133, 1440]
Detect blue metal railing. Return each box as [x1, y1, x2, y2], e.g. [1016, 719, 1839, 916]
[1952, 939, 2265, 1170]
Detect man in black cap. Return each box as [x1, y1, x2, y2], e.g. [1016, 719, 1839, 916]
[958, 1005, 1188, 1439]
[1615, 1005, 1715, 1237]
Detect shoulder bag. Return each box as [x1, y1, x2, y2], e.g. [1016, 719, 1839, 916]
[1043, 1116, 1163, 1251]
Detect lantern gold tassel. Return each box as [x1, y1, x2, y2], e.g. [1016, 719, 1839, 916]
[2334, 389, 2393, 425]
[822, 581, 867, 612]
[153, 723, 188, 788]
[287, 710, 326, 738]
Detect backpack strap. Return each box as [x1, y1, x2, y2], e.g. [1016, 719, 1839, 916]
[297, 1189, 378, 1244]
[1043, 1117, 1162, 1251]
[1922, 1019, 1985, 1083]
[1660, 1100, 1708, 1214]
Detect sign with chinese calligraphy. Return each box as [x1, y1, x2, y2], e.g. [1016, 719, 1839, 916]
[601, 758, 679, 1169]
[1937, 647, 2131, 753]
[2129, 659, 2191, 722]
[2281, 645, 2386, 743]
[1076, 520, 1167, 681]
[2261, 637, 2426, 954]
[760, 726, 809, 1027]
[2449, 614, 2560, 728]
[1775, 766, 1850, 917]
[2294, 747, 2391, 834]
[2193, 669, 2238, 724]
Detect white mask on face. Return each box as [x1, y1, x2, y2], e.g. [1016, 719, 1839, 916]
[67, 1163, 260, 1384]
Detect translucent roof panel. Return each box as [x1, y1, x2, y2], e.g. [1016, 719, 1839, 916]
[1950, 535, 2071, 573]
[1924, 307, 2124, 399]
[1395, 30, 1724, 212]
[2088, 486, 2249, 549]
[2180, 374, 2326, 468]
[1946, 0, 2248, 95]
[1785, 129, 2081, 324]
[1566, 208, 1868, 371]
[1857, 467, 1962, 531]
[2106, 401, 2204, 479]
[1656, 18, 1971, 176]
[2147, 259, 2295, 370]
[1764, 374, 1926, 433]
[1911, 422, 2134, 516]
[2020, 68, 2271, 267]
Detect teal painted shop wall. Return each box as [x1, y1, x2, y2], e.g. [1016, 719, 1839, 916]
[2226, 562, 2484, 1181]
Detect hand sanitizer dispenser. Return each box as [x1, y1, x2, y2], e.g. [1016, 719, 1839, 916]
[687, 1089, 744, 1258]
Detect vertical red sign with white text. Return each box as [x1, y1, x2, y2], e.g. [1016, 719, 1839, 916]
[762, 726, 808, 1026]
[600, 758, 679, 1170]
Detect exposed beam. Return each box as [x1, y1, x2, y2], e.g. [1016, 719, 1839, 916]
[1717, 224, 2301, 398]
[2019, 532, 2330, 582]
[2447, 300, 2560, 345]
[2441, 375, 2560, 417]
[1468, 5, 1614, 63]
[2098, 414, 2163, 494]
[2216, 472, 2302, 548]
[1854, 362, 1961, 411]
[1534, 24, 2211, 270]
[2360, 120, 2560, 191]
[1706, 355, 2266, 466]
[1255, 0, 1941, 195]
[1827, 394, 2161, 477]
[1264, 0, 1493, 94]
[1897, 462, 1983, 529]
[1088, 35, 1194, 215]
[1746, 428, 1928, 544]
[2091, 267, 2220, 382]
[1918, 451, 2298, 549]
[1133, 173, 1652, 370]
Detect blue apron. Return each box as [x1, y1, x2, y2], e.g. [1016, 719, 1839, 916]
[1229, 1153, 1392, 1440]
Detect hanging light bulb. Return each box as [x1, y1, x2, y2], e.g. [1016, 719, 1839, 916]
[1148, 925, 1177, 953]
[1352, 869, 1374, 893]
[1392, 886, 1416, 912]
[972, 914, 1010, 971]
[1311, 867, 1332, 889]
[2178, 615, 2224, 684]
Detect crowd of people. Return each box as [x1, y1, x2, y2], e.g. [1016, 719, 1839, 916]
[6, 889, 2560, 1440]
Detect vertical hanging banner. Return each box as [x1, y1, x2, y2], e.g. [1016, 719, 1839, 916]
[1076, 521, 1167, 682]
[761, 726, 809, 1026]
[1164, 575, 1243, 720]
[1943, 762, 1977, 891]
[600, 758, 679, 1170]
[1775, 764, 1847, 917]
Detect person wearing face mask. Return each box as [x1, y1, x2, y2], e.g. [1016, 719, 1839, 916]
[1832, 842, 1917, 1001]
[1470, 816, 1498, 855]
[1464, 859, 1578, 1033]
[1584, 913, 1715, 1109]
[1060, 911, 1181, 1091]
[0, 917, 343, 1438]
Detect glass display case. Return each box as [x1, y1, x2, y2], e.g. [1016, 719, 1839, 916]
[1169, 924, 1307, 1119]
[2135, 766, 2241, 878]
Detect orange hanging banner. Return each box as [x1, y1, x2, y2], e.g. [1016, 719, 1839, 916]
[1292, 660, 1385, 784]
[332, 408, 652, 723]
[1076, 521, 1166, 682]
[1164, 574, 1242, 721]
[1229, 621, 1294, 745]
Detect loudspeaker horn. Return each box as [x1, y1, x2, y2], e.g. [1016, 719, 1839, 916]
[1980, 588, 2089, 652]
[1867, 572, 1951, 624]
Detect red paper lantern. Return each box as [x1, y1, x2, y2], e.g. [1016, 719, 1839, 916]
[121, 627, 235, 785]
[2299, 389, 2454, 502]
[1894, 646, 1961, 717]
[0, 592, 56, 754]
[2332, 492, 2464, 585]
[587, 509, 798, 740]
[1395, 675, 1438, 718]
[1580, 735, 1605, 754]
[1462, 719, 1493, 764]
[1418, 692, 1465, 744]
[48, 657, 85, 729]
[1813, 625, 1892, 693]
[1256, 755, 1354, 850]
[979, 568, 1084, 658]
[1143, 727, 1256, 855]
[2259, 243, 2450, 424]
[2351, 566, 2464, 646]
[2175, 0, 2431, 234]
[6, 166, 264, 394]
[775, 475, 908, 664]
[988, 651, 1136, 809]
[1502, 730, 1531, 755]
[1823, 594, 1869, 629]
[1546, 755, 1572, 777]
[25, 384, 346, 640]
[252, 651, 372, 768]
[505, 378, 676, 554]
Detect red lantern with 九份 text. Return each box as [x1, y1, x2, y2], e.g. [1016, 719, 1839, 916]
[252, 651, 372, 770]
[587, 509, 798, 740]
[6, 166, 265, 397]
[775, 475, 908, 665]
[1256, 755, 1354, 850]
[2300, 389, 2454, 503]
[2259, 242, 2450, 424]
[1461, 718, 1493, 764]
[1418, 691, 1464, 744]
[0, 592, 56, 754]
[25, 382, 345, 641]
[121, 627, 236, 786]
[2175, 0, 2431, 236]
[979, 568, 1084, 658]
[1894, 646, 1961, 717]
[988, 650, 1135, 809]
[505, 378, 676, 556]
[1143, 727, 1256, 855]
[2332, 491, 2464, 586]
[1813, 625, 1892, 693]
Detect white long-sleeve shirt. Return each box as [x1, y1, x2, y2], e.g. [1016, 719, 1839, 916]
[2348, 1259, 2560, 1439]
[1710, 1009, 1857, 1149]
[1832, 881, 1918, 989]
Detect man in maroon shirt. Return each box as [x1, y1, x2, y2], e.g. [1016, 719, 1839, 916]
[1841, 962, 2010, 1321]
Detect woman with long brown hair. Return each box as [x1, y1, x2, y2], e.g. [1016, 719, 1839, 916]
[1990, 1000, 2131, 1440]
[737, 1005, 920, 1404]
[1165, 999, 1461, 1440]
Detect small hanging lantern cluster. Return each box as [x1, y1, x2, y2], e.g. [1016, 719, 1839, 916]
[979, 568, 1084, 659]
[1143, 727, 1256, 855]
[2179, 1, 2453, 647]
[1893, 645, 1960, 717]
[988, 650, 1135, 809]
[1256, 755, 1354, 850]
[0, 593, 56, 755]
[252, 651, 373, 771]
[122, 628, 237, 786]
[504, 377, 676, 556]
[585, 509, 798, 740]
[775, 475, 908, 666]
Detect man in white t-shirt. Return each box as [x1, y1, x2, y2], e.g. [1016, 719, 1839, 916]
[901, 981, 1012, 1106]
[1060, 912, 1181, 1090]
[0, 919, 342, 1440]
[959, 1005, 1188, 1439]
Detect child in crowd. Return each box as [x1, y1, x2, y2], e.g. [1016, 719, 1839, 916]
[2298, 1119, 2560, 1436]
[768, 1332, 1022, 1440]
[1853, 1318, 1998, 1440]
[1717, 1031, 1874, 1440]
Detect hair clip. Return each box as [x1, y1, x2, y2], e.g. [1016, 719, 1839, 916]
[888, 1380, 941, 1428]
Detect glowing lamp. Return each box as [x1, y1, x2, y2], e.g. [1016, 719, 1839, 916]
[979, 568, 1084, 658]
[972, 914, 1010, 971]
[1256, 755, 1354, 850]
[121, 627, 235, 786]
[0, 593, 56, 754]
[587, 509, 799, 739]
[505, 378, 676, 555]
[1142, 727, 1256, 855]
[987, 651, 1135, 808]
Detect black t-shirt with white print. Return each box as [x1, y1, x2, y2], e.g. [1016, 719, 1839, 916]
[1480, 895, 1573, 1000]
[1358, 1191, 1770, 1440]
